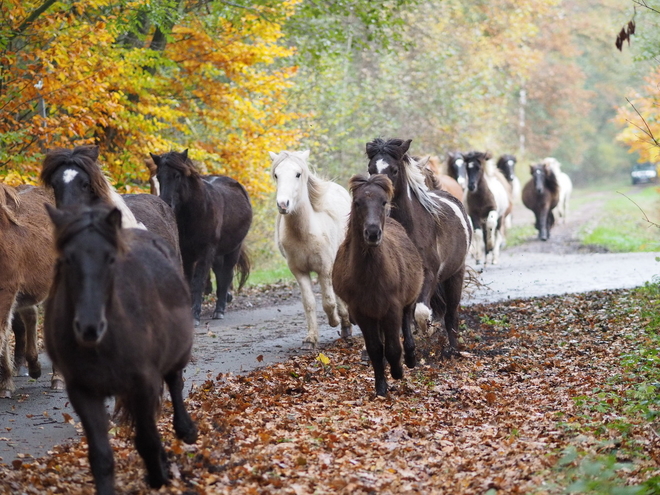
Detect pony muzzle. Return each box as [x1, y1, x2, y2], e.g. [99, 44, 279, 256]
[363, 225, 383, 246]
[276, 199, 290, 214]
[73, 315, 108, 347]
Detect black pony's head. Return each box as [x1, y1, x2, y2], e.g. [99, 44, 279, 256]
[149, 150, 199, 211]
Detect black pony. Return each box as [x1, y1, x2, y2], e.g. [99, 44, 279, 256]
[522, 162, 560, 241]
[366, 138, 471, 356]
[44, 205, 197, 495]
[150, 150, 252, 326]
[40, 145, 180, 258]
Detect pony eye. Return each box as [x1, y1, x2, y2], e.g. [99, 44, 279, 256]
[382, 201, 387, 207]
[392, 169, 398, 175]
[296, 173, 301, 178]
[274, 173, 278, 179]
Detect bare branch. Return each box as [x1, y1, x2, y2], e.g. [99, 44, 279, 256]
[633, 0, 660, 16]
[626, 98, 660, 147]
[617, 191, 660, 229]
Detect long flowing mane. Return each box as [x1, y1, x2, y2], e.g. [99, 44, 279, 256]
[270, 151, 330, 214]
[366, 138, 445, 219]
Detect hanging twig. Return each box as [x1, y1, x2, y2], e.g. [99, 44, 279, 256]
[617, 191, 660, 229]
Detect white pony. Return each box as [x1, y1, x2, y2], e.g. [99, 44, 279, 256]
[269, 150, 352, 349]
[543, 157, 572, 223]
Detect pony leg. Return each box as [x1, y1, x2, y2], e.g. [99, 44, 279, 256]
[442, 271, 465, 358]
[51, 365, 65, 390]
[492, 224, 504, 265]
[12, 313, 27, 377]
[485, 210, 498, 259]
[335, 296, 353, 340]
[211, 247, 240, 319]
[294, 271, 319, 349]
[0, 295, 16, 398]
[383, 312, 404, 381]
[414, 265, 437, 334]
[16, 306, 41, 379]
[131, 387, 169, 489]
[164, 370, 198, 444]
[472, 228, 485, 265]
[189, 251, 215, 327]
[402, 303, 417, 369]
[355, 315, 387, 397]
[67, 388, 115, 495]
[317, 270, 340, 328]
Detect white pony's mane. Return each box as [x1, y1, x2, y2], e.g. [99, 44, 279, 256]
[271, 151, 331, 214]
[541, 157, 562, 174]
[404, 155, 446, 219]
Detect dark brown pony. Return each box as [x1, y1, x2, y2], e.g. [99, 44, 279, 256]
[150, 150, 252, 326]
[333, 174, 423, 396]
[366, 138, 472, 357]
[0, 184, 57, 397]
[44, 204, 197, 495]
[522, 161, 560, 241]
[40, 146, 180, 258]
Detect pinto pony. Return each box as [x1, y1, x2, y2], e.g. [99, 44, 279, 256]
[0, 184, 56, 397]
[464, 151, 512, 265]
[522, 161, 561, 240]
[270, 150, 352, 348]
[333, 175, 423, 396]
[150, 150, 252, 326]
[543, 157, 572, 223]
[496, 154, 522, 203]
[366, 138, 471, 357]
[44, 205, 197, 495]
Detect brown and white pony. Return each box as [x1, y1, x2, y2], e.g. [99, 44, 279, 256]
[522, 161, 560, 241]
[366, 138, 471, 357]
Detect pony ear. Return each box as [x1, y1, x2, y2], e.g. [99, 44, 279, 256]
[268, 151, 278, 161]
[400, 139, 412, 154]
[181, 149, 189, 161]
[149, 153, 161, 168]
[301, 150, 310, 161]
[416, 156, 431, 168]
[45, 203, 68, 228]
[105, 207, 123, 230]
[483, 151, 492, 161]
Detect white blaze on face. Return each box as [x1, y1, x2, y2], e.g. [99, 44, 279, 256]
[375, 159, 389, 174]
[63, 169, 79, 183]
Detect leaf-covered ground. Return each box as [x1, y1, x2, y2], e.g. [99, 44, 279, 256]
[2, 288, 660, 494]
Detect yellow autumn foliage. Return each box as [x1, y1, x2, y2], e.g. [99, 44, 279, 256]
[0, 0, 303, 197]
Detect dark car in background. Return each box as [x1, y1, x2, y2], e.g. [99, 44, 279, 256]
[631, 163, 658, 185]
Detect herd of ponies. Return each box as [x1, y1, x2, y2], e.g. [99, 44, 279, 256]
[0, 139, 572, 494]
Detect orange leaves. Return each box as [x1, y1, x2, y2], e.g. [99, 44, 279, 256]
[0, 0, 302, 197]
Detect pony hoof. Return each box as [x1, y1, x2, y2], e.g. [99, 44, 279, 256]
[0, 389, 11, 399]
[212, 311, 225, 319]
[14, 365, 29, 377]
[340, 325, 353, 340]
[51, 379, 65, 391]
[360, 349, 370, 364]
[301, 340, 317, 351]
[194, 319, 201, 328]
[178, 426, 198, 445]
[390, 365, 404, 380]
[226, 293, 233, 304]
[28, 363, 42, 379]
[404, 354, 416, 369]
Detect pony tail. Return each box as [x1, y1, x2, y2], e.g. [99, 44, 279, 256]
[234, 243, 251, 291]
